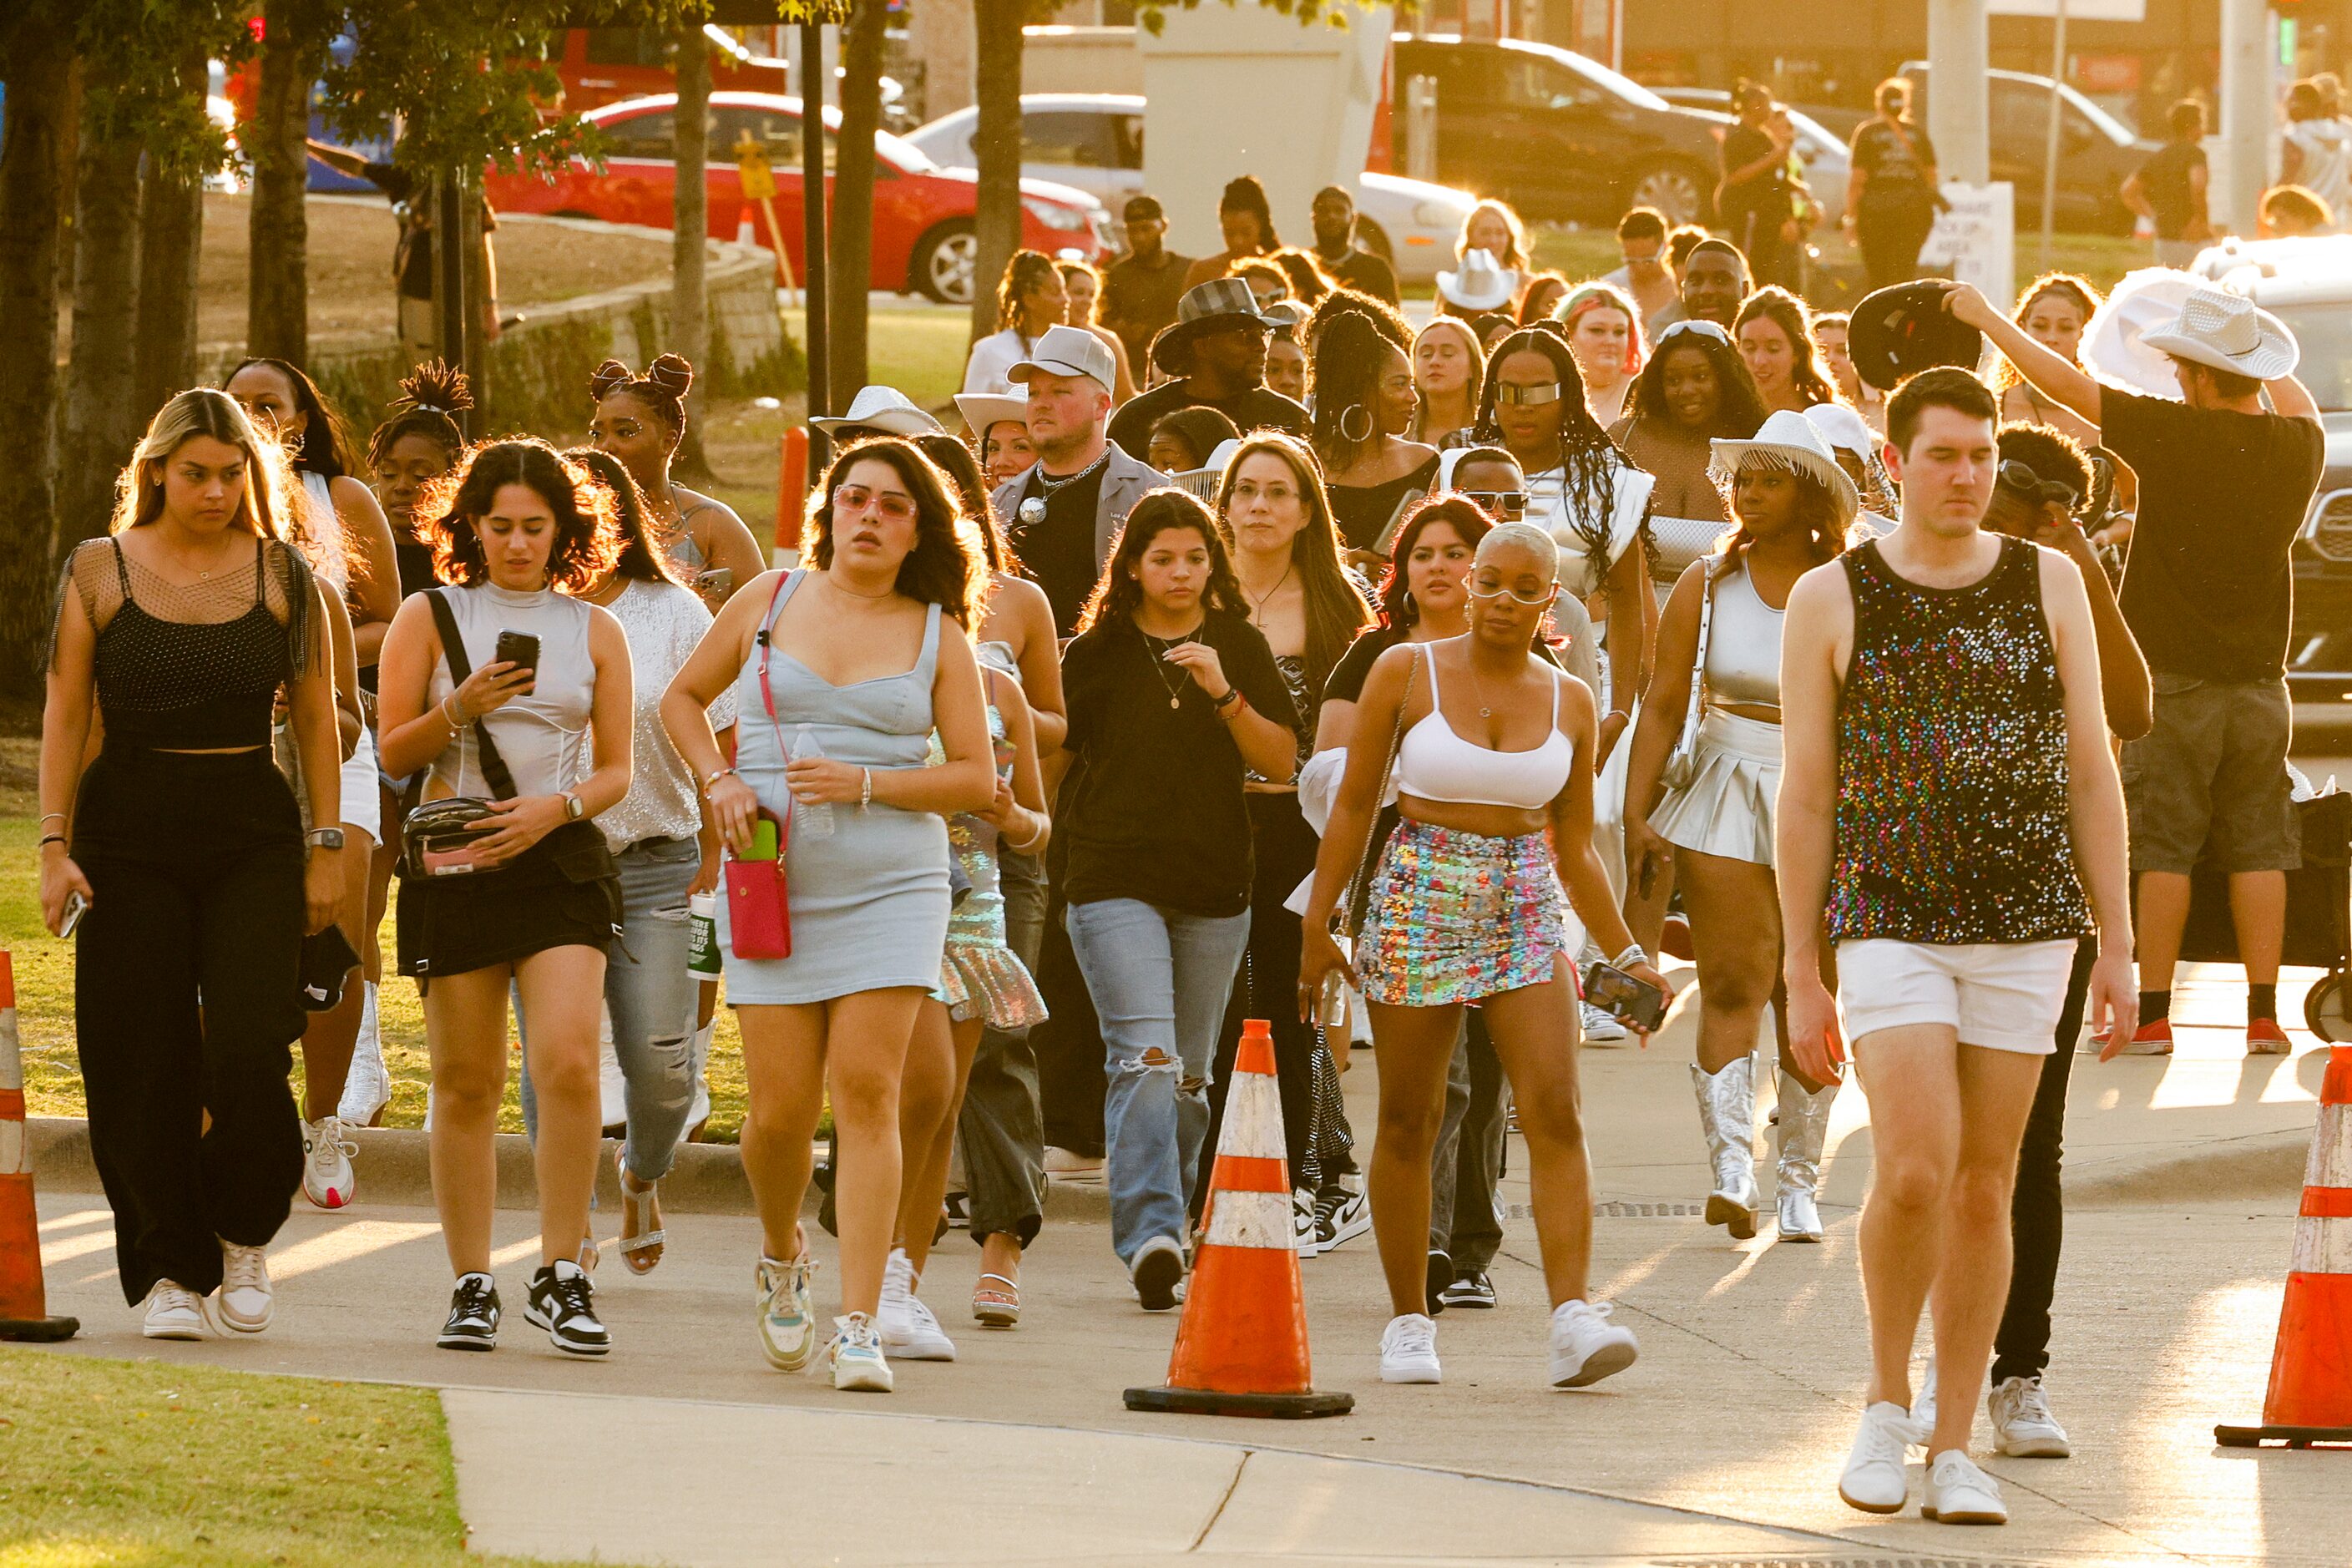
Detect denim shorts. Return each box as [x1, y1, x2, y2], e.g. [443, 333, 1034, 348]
[2121, 674, 2299, 876]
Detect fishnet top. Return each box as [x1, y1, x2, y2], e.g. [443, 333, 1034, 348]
[55, 534, 326, 750]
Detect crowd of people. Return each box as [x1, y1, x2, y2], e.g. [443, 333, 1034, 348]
[35, 134, 2326, 1528]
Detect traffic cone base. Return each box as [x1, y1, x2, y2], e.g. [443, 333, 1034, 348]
[0, 952, 77, 1343]
[1124, 1385, 1357, 1419]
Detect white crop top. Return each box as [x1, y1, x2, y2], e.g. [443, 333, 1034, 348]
[1702, 559, 1784, 713]
[1394, 646, 1576, 810]
[426, 584, 595, 801]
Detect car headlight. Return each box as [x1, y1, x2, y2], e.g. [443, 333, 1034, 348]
[1414, 200, 1459, 227]
[1023, 196, 1086, 231]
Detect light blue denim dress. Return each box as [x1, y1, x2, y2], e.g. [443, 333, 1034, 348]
[718, 570, 951, 1004]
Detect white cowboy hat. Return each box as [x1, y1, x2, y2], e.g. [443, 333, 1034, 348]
[811, 384, 943, 438]
[953, 392, 1029, 437]
[1710, 408, 1859, 526]
[1172, 438, 1245, 501]
[2079, 268, 2203, 399]
[2138, 285, 2299, 382]
[1801, 402, 1879, 464]
[1435, 248, 1520, 313]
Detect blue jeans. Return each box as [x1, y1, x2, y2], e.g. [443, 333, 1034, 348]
[1065, 898, 1250, 1263]
[520, 836, 702, 1182]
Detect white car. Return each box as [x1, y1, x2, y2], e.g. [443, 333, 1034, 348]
[904, 93, 1478, 284]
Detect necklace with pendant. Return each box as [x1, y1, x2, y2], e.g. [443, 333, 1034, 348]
[1464, 652, 1496, 719]
[1141, 630, 1190, 710]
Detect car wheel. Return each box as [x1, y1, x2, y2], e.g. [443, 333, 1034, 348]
[1627, 160, 1707, 225]
[913, 220, 977, 306]
[1356, 219, 1393, 265]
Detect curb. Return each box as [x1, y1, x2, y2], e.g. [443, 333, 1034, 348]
[26, 1117, 1114, 1222]
[2066, 1125, 2311, 1206]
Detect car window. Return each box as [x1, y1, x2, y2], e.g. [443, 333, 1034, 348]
[601, 109, 677, 160]
[714, 107, 836, 174]
[1500, 57, 1603, 114]
[1989, 78, 2053, 152]
[1024, 109, 1119, 169]
[2273, 302, 2352, 413]
[583, 28, 671, 68]
[1397, 45, 1490, 105]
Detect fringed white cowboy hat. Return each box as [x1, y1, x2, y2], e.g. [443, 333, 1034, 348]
[1710, 408, 1859, 527]
[1435, 248, 1520, 313]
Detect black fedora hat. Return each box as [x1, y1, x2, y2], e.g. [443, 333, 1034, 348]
[1849, 281, 1985, 392]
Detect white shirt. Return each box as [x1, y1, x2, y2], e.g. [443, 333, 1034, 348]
[1532, 458, 1656, 599]
[595, 578, 737, 851]
[963, 329, 1035, 395]
[2288, 117, 2352, 217]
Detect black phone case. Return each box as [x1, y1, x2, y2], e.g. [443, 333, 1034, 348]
[493, 631, 540, 675]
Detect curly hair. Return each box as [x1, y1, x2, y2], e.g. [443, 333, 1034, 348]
[1994, 272, 2103, 392]
[1471, 327, 1630, 585]
[1712, 452, 1849, 574]
[563, 447, 677, 586]
[1310, 310, 1409, 475]
[223, 356, 358, 478]
[367, 359, 473, 470]
[1075, 488, 1248, 637]
[417, 438, 623, 594]
[1735, 286, 1838, 408]
[1629, 323, 1769, 438]
[994, 250, 1061, 341]
[1377, 494, 1495, 630]
[1269, 248, 1335, 306]
[1309, 286, 1412, 352]
[1212, 432, 1372, 695]
[807, 437, 986, 629]
[589, 353, 695, 440]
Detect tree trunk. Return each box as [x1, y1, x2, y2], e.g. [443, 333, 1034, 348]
[57, 89, 146, 557]
[0, 10, 73, 703]
[246, 0, 313, 364]
[670, 22, 715, 483]
[828, 0, 886, 408]
[133, 51, 209, 417]
[969, 0, 1025, 349]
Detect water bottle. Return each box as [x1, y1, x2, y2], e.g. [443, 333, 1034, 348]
[686, 893, 720, 977]
[788, 725, 834, 839]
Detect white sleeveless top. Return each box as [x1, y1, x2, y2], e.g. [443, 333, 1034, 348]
[296, 472, 351, 597]
[1395, 648, 1575, 810]
[425, 584, 596, 801]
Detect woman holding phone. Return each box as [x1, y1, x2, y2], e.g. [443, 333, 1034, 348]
[377, 439, 634, 1358]
[661, 437, 995, 1393]
[1299, 522, 1662, 1390]
[587, 355, 766, 605]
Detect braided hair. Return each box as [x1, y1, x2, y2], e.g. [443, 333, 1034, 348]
[993, 250, 1061, 349]
[1309, 310, 1404, 476]
[1471, 326, 1632, 587]
[367, 360, 473, 470]
[589, 353, 695, 441]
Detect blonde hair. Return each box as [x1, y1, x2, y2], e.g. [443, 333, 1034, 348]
[112, 388, 297, 544]
[1475, 520, 1560, 581]
[1456, 199, 1530, 271]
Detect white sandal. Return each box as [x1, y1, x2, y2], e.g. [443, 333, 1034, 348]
[615, 1146, 665, 1275]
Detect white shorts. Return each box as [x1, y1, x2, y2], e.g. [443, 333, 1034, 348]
[1836, 938, 2077, 1055]
[339, 721, 383, 845]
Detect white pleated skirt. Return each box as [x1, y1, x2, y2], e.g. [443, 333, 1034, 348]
[1652, 708, 1783, 867]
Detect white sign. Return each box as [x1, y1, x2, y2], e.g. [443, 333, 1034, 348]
[1920, 181, 2016, 304]
[1988, 0, 2146, 18]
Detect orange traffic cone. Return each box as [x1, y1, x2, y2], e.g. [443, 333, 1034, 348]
[2218, 1043, 2352, 1448]
[1125, 1019, 1352, 1419]
[0, 952, 78, 1343]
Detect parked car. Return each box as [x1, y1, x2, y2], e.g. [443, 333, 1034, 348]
[1383, 35, 1729, 225]
[903, 93, 1479, 285]
[1895, 62, 2154, 235]
[1652, 88, 1849, 228]
[2189, 237, 2352, 703]
[482, 92, 1114, 304]
[555, 28, 917, 133]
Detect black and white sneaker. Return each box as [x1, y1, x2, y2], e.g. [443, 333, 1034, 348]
[1439, 1270, 1497, 1309]
[1314, 1182, 1371, 1252]
[438, 1272, 501, 1351]
[524, 1260, 609, 1356]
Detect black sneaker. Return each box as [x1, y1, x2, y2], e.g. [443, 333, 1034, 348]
[1439, 1270, 1497, 1309]
[524, 1261, 609, 1356]
[438, 1272, 501, 1351]
[1424, 1248, 1452, 1316]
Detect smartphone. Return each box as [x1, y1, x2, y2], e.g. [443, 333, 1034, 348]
[694, 567, 734, 598]
[493, 630, 539, 680]
[59, 890, 88, 938]
[1581, 959, 1667, 1033]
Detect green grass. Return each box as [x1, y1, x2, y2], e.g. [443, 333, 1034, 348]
[782, 303, 972, 414]
[0, 1348, 620, 1567]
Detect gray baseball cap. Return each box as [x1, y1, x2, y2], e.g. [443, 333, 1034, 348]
[1009, 324, 1116, 395]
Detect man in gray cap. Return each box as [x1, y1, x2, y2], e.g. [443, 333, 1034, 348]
[1105, 277, 1310, 458]
[989, 323, 1166, 636]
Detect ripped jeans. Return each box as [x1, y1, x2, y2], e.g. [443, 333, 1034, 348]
[1065, 898, 1251, 1264]
[519, 835, 701, 1184]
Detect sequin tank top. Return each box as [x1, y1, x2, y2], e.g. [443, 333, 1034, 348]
[1829, 537, 2089, 945]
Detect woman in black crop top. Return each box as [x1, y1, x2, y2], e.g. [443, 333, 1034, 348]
[39, 388, 342, 1342]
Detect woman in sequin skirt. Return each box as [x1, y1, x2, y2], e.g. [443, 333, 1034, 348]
[1300, 523, 1667, 1391]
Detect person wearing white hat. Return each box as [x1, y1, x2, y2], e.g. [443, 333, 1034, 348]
[1434, 248, 1521, 320]
[811, 385, 946, 443]
[1946, 277, 2324, 1060]
[1621, 410, 1855, 1248]
[1801, 401, 1898, 534]
[952, 392, 1034, 489]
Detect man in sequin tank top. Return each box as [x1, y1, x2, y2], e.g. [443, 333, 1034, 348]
[1775, 369, 2138, 1527]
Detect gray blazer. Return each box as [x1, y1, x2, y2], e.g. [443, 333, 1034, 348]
[989, 442, 1167, 574]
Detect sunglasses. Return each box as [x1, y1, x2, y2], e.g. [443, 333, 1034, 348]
[1495, 382, 1564, 407]
[1459, 489, 1529, 520]
[833, 484, 917, 524]
[1995, 461, 2079, 513]
[1657, 320, 1733, 346]
[1466, 579, 1557, 606]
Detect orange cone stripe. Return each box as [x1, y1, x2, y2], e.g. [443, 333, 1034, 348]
[2322, 1044, 2352, 1107]
[1212, 1154, 1290, 1194]
[0, 953, 14, 1012]
[2307, 1188, 2352, 1222]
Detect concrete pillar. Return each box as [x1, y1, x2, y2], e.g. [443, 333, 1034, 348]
[908, 0, 978, 121]
[1926, 0, 1990, 185]
[2216, 0, 2274, 234]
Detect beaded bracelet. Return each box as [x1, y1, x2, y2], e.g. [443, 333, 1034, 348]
[1611, 942, 1651, 973]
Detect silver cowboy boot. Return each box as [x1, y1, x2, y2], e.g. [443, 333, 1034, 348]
[1690, 1057, 1758, 1239]
[1775, 1068, 1839, 1242]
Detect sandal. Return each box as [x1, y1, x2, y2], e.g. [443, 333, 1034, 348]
[615, 1146, 665, 1276]
[972, 1273, 1019, 1328]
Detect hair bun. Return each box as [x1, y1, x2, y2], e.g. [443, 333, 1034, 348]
[589, 359, 635, 402]
[645, 353, 695, 397]
[396, 358, 474, 417]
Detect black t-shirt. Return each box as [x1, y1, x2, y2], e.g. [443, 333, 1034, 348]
[1719, 124, 1787, 219]
[1851, 119, 1939, 200]
[1008, 462, 1106, 638]
[2137, 142, 2208, 239]
[1107, 381, 1310, 462]
[1060, 610, 1300, 916]
[2102, 387, 2324, 681]
[1320, 246, 1400, 306]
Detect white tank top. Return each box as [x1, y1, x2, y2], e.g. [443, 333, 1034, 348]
[426, 584, 596, 801]
[297, 471, 351, 597]
[1702, 557, 1784, 712]
[1394, 645, 1576, 810]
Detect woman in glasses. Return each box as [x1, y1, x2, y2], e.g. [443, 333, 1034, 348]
[1315, 311, 1440, 562]
[1300, 521, 1663, 1388]
[660, 438, 996, 1392]
[1621, 413, 1856, 1244]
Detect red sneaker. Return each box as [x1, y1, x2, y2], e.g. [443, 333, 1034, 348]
[2112, 1018, 2174, 1055]
[2247, 1017, 2293, 1056]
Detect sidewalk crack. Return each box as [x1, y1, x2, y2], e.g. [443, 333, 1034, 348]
[1187, 1448, 1251, 1552]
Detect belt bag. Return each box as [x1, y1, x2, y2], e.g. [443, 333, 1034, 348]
[725, 807, 792, 959]
[400, 589, 526, 880]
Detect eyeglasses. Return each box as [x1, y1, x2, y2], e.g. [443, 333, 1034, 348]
[1995, 461, 2079, 512]
[1459, 490, 1529, 520]
[1495, 382, 1564, 407]
[1657, 320, 1733, 346]
[833, 484, 918, 524]
[1466, 579, 1557, 606]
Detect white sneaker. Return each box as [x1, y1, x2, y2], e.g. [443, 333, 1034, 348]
[878, 1247, 956, 1361]
[1988, 1374, 2073, 1458]
[208, 1242, 273, 1333]
[141, 1280, 208, 1340]
[1546, 1298, 1638, 1388]
[1292, 1188, 1321, 1258]
[827, 1312, 893, 1393]
[301, 1115, 357, 1210]
[1130, 1234, 1185, 1312]
[1379, 1313, 1442, 1383]
[336, 984, 390, 1125]
[1921, 1449, 2008, 1525]
[1838, 1400, 1925, 1514]
[756, 1254, 820, 1372]
[1581, 1002, 1628, 1044]
[1910, 1353, 1938, 1445]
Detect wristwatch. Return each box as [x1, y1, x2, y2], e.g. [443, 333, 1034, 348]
[562, 791, 585, 822]
[306, 827, 346, 851]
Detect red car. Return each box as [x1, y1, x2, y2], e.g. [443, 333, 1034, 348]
[483, 92, 1113, 303]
